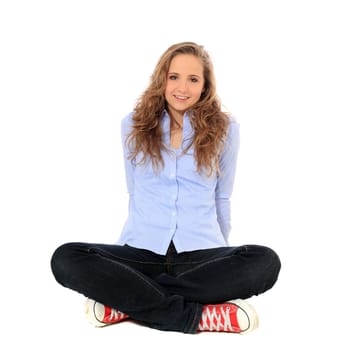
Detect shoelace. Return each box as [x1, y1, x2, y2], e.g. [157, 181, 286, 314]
[200, 305, 233, 331]
[106, 308, 126, 322]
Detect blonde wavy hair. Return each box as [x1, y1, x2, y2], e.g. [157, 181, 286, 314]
[127, 42, 230, 175]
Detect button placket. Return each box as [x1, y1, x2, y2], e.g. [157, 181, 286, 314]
[168, 151, 178, 233]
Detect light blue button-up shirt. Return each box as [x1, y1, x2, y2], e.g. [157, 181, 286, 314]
[117, 110, 240, 255]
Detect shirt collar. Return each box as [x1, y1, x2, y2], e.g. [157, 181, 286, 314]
[161, 110, 194, 149]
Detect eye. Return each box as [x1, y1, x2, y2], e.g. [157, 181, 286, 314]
[168, 75, 177, 80]
[191, 77, 199, 83]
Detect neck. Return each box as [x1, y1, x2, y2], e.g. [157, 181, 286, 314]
[167, 110, 184, 129]
[171, 118, 182, 130]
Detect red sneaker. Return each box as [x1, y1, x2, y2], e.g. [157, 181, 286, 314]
[198, 299, 259, 334]
[84, 298, 129, 327]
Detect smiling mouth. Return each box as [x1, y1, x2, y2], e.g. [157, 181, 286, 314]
[174, 95, 189, 100]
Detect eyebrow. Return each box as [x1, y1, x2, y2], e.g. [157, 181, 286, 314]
[168, 72, 202, 78]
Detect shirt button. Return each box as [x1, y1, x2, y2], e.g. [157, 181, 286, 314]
[170, 173, 175, 178]
[172, 211, 176, 216]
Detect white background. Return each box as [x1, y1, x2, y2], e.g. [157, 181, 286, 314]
[1, 0, 338, 348]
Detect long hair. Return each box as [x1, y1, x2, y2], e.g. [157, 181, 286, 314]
[127, 42, 230, 175]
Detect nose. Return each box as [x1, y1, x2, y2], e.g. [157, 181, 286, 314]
[177, 80, 188, 93]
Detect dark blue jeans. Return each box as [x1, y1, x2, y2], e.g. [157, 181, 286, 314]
[51, 242, 281, 333]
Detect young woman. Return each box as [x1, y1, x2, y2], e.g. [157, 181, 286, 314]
[51, 42, 281, 334]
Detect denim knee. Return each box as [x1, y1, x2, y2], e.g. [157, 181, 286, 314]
[50, 242, 79, 287]
[250, 245, 281, 292]
[264, 246, 281, 289]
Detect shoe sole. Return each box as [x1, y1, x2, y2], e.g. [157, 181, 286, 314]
[84, 298, 109, 327]
[228, 299, 259, 334]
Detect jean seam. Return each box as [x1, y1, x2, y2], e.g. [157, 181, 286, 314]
[98, 253, 166, 299]
[186, 303, 202, 334]
[176, 256, 232, 278]
[89, 247, 164, 266]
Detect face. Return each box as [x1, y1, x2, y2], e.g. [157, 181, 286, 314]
[165, 54, 205, 118]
